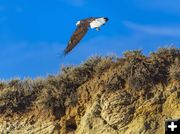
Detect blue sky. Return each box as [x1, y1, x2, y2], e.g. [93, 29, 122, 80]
[0, 0, 180, 79]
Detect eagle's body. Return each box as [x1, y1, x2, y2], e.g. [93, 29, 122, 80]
[64, 17, 109, 55]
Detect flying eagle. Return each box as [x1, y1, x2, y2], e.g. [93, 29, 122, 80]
[64, 17, 109, 55]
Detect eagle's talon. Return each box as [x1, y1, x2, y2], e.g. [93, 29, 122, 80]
[96, 27, 100, 31]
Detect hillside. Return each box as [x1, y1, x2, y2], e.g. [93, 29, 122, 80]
[0, 48, 180, 134]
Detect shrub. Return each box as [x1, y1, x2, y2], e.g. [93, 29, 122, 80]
[169, 58, 180, 81]
[123, 50, 145, 59]
[0, 86, 33, 113]
[149, 47, 180, 84]
[0, 81, 7, 90]
[0, 78, 41, 113]
[94, 56, 115, 75]
[119, 50, 153, 90]
[8, 78, 20, 87]
[37, 76, 77, 119]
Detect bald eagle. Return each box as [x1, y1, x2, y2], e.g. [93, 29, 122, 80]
[64, 17, 109, 55]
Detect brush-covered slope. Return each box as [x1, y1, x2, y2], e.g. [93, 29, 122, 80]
[0, 48, 180, 134]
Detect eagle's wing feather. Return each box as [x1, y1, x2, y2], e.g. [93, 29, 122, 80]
[64, 25, 89, 55]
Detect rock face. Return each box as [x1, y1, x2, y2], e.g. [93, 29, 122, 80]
[0, 48, 180, 134]
[76, 83, 180, 134]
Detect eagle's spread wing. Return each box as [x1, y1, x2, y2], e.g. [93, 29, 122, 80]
[64, 25, 89, 55]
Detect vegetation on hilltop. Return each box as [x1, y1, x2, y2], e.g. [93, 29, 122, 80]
[0, 47, 179, 116]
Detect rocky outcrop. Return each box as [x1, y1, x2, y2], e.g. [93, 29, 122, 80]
[76, 82, 180, 134]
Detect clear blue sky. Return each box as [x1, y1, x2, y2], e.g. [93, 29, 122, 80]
[0, 0, 180, 79]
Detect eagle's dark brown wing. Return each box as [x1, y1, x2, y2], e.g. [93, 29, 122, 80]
[64, 25, 89, 55]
